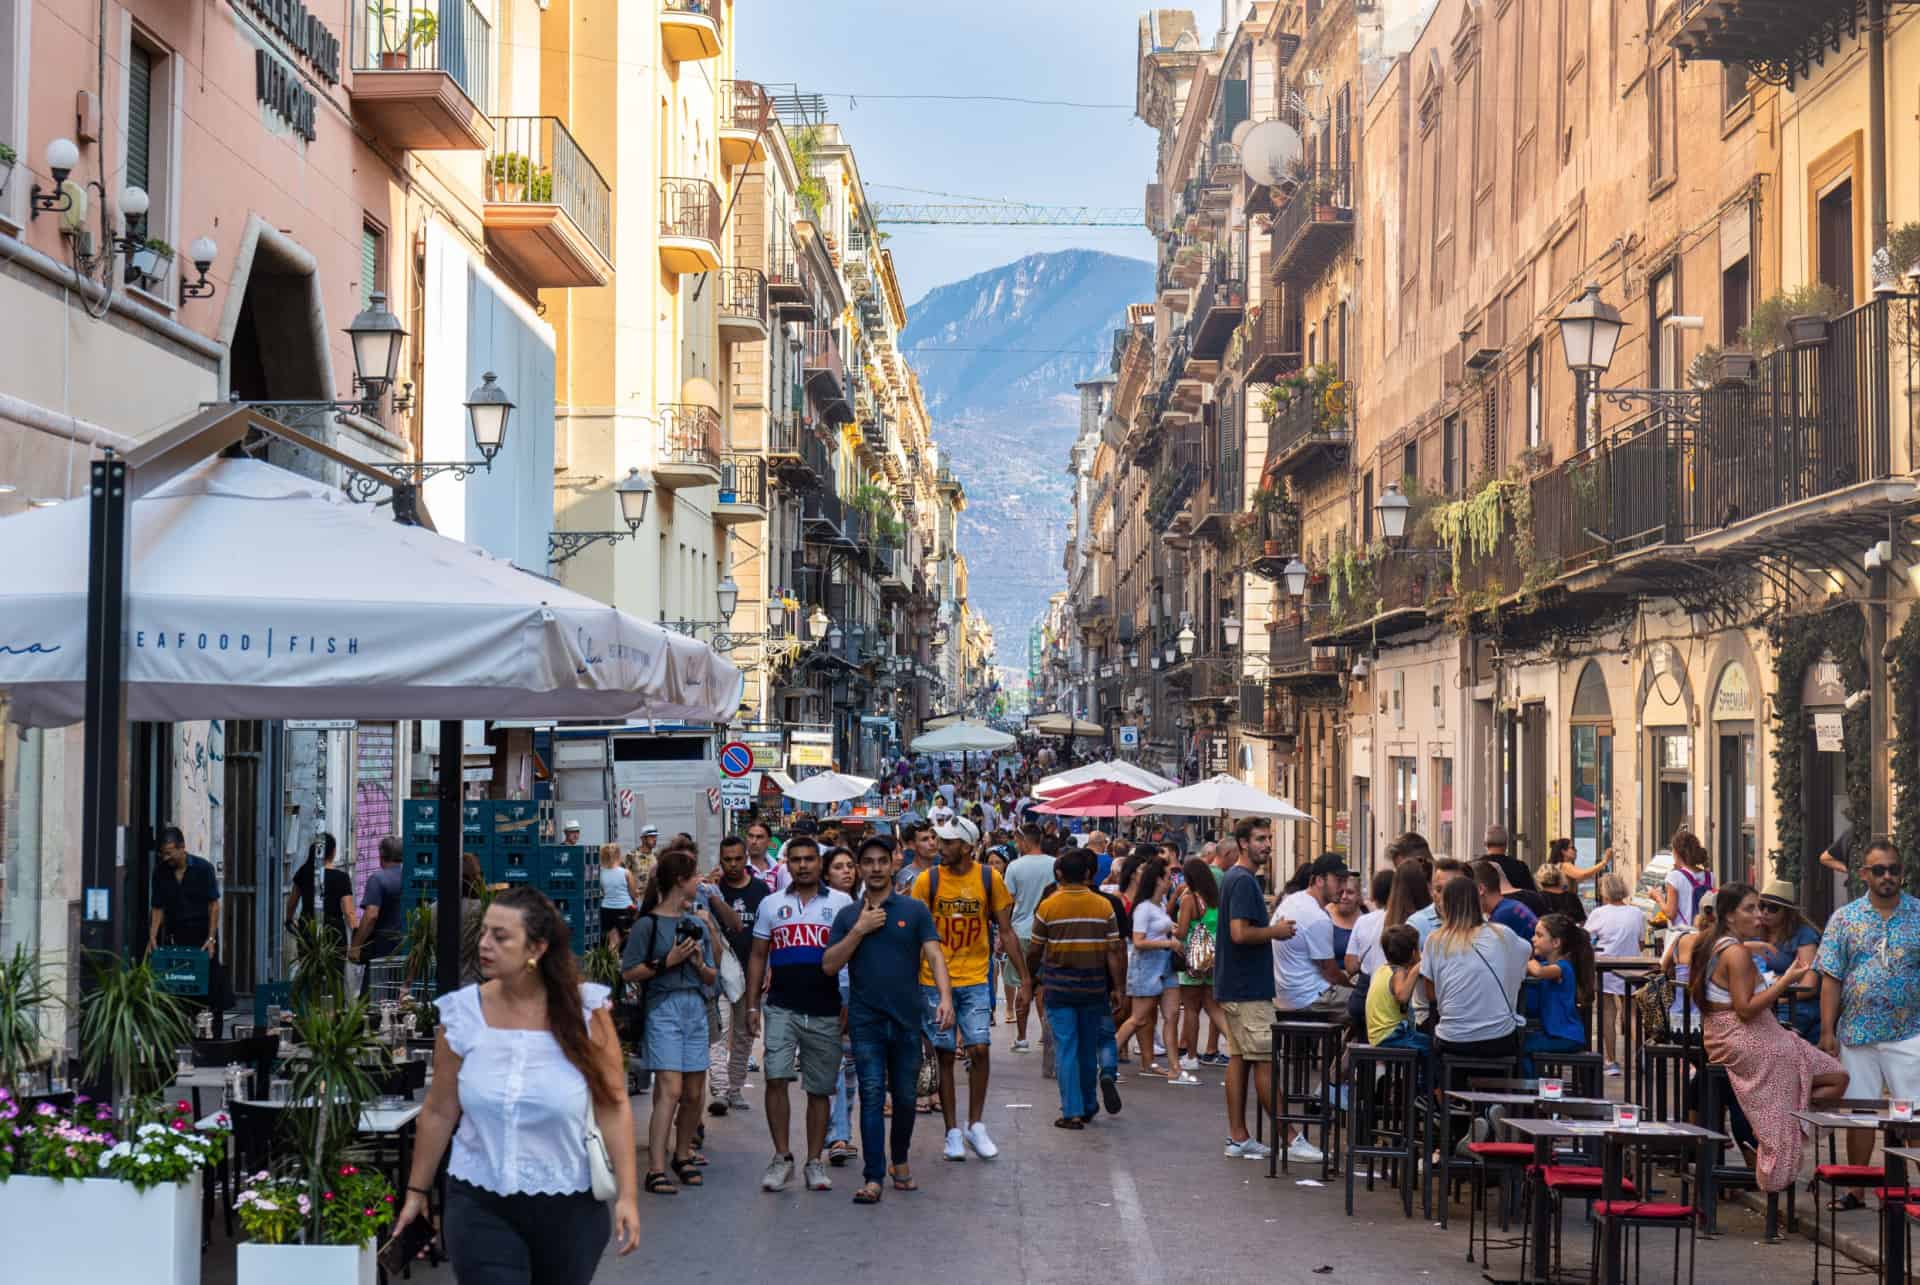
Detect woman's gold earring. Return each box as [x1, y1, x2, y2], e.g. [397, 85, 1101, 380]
[525, 957, 537, 972]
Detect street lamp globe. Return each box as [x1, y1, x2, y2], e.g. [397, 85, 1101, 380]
[767, 595, 787, 632]
[1151, 652, 1162, 671]
[716, 575, 740, 621]
[614, 468, 652, 531]
[1177, 624, 1196, 658]
[1556, 283, 1625, 378]
[120, 184, 150, 221]
[345, 291, 407, 396]
[1163, 641, 1177, 664]
[828, 623, 845, 651]
[808, 605, 830, 640]
[1283, 557, 1310, 599]
[1223, 612, 1242, 649]
[464, 372, 514, 462]
[1376, 480, 1411, 544]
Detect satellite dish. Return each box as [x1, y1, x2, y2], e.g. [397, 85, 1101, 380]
[1240, 120, 1303, 188]
[1230, 119, 1256, 149]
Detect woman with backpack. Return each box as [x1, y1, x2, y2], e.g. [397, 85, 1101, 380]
[1662, 828, 1714, 930]
[1173, 858, 1227, 1070]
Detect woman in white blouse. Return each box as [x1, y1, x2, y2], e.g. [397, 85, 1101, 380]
[394, 888, 639, 1282]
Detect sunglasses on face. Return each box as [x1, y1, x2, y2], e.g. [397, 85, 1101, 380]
[1867, 864, 1904, 878]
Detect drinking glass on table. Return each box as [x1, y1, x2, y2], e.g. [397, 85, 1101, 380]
[269, 1077, 291, 1103]
[176, 1046, 194, 1077]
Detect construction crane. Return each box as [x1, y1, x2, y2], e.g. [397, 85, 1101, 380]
[871, 203, 1144, 226]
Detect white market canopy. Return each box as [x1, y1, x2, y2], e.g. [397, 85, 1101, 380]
[779, 771, 877, 805]
[910, 721, 1015, 753]
[0, 458, 744, 727]
[1033, 759, 1180, 798]
[1026, 712, 1105, 738]
[1130, 774, 1314, 822]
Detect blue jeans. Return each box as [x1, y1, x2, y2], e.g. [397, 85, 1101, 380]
[1379, 1026, 1433, 1092]
[1048, 1002, 1105, 1120]
[1096, 1008, 1119, 1084]
[850, 1015, 921, 1186]
[827, 1039, 856, 1145]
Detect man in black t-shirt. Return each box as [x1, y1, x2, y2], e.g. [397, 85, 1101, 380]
[707, 836, 769, 1116]
[286, 833, 355, 944]
[1483, 824, 1539, 894]
[148, 825, 227, 1035]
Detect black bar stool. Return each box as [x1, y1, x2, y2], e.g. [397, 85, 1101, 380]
[1269, 1017, 1343, 1182]
[1345, 1044, 1419, 1218]
[1420, 1053, 1519, 1225]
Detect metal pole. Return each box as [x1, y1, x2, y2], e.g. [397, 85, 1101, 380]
[435, 720, 463, 998]
[80, 453, 130, 963]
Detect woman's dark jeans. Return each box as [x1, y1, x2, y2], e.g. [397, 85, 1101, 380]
[850, 1015, 923, 1185]
[445, 1177, 610, 1285]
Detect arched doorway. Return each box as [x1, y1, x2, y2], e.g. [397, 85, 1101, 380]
[1570, 662, 1613, 867]
[1641, 645, 1693, 863]
[1710, 661, 1758, 887]
[1801, 652, 1851, 922]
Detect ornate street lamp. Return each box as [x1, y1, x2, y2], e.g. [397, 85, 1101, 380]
[464, 372, 515, 464]
[1222, 611, 1242, 649]
[1283, 557, 1309, 599]
[1375, 480, 1411, 545]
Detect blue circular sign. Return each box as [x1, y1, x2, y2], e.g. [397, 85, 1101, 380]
[719, 741, 754, 777]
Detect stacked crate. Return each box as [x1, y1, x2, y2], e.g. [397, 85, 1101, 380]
[396, 800, 598, 953]
[399, 799, 488, 924]
[538, 843, 602, 953]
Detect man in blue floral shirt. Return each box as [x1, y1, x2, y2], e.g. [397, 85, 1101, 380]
[1817, 837, 1920, 1167]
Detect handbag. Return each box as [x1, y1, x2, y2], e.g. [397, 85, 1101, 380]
[1632, 970, 1676, 1043]
[582, 1088, 617, 1202]
[716, 936, 747, 1005]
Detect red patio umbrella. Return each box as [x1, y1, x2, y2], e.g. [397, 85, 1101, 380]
[1032, 779, 1153, 818]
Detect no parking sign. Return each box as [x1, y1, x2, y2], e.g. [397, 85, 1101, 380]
[719, 741, 755, 777]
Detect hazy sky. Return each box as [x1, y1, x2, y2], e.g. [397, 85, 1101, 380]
[736, 0, 1161, 301]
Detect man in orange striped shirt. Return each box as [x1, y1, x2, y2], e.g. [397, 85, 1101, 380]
[1028, 849, 1125, 1128]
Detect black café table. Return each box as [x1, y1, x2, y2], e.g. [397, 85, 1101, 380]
[1496, 1115, 1724, 1285]
[1798, 1113, 1920, 1285]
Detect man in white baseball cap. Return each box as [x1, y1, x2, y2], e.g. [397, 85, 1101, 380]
[906, 814, 1029, 1161]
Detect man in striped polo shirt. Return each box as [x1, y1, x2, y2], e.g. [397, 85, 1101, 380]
[1027, 848, 1125, 1129]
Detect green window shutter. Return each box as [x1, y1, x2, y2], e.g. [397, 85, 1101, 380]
[360, 225, 380, 305]
[1222, 79, 1248, 135]
[127, 44, 154, 194]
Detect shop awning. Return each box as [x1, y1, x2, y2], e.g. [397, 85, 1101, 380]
[0, 457, 744, 727]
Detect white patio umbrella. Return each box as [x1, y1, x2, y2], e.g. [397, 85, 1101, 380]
[0, 458, 744, 726]
[1130, 774, 1314, 822]
[1026, 711, 1105, 738]
[910, 721, 1015, 753]
[1033, 759, 1180, 798]
[779, 771, 877, 805]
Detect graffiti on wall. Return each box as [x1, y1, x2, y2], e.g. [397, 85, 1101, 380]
[353, 724, 397, 901]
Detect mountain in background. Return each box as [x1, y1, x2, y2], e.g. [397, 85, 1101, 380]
[902, 250, 1151, 675]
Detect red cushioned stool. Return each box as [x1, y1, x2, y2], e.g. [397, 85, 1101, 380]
[1810, 1163, 1883, 1285]
[1587, 1131, 1700, 1285]
[1518, 1163, 1638, 1282]
[1467, 1141, 1537, 1268]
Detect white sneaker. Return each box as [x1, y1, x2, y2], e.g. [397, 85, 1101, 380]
[1153, 1040, 1167, 1057]
[944, 1127, 967, 1161]
[761, 1154, 794, 1191]
[802, 1158, 832, 1191]
[1168, 1071, 1201, 1085]
[1179, 1055, 1200, 1072]
[1604, 1062, 1623, 1077]
[726, 1091, 749, 1112]
[1288, 1137, 1326, 1164]
[1225, 1137, 1272, 1159]
[964, 1121, 1000, 1159]
[1011, 1039, 1031, 1052]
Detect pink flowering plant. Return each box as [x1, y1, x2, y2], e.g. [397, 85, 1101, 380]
[0, 1090, 227, 1191]
[233, 1171, 311, 1245]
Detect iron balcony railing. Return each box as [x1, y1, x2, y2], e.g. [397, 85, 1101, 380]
[1238, 301, 1305, 379]
[803, 489, 848, 541]
[804, 327, 847, 390]
[722, 78, 769, 133]
[800, 429, 831, 482]
[768, 412, 802, 458]
[716, 266, 769, 330]
[1267, 379, 1351, 464]
[660, 177, 721, 244]
[1270, 162, 1353, 270]
[767, 243, 808, 297]
[717, 453, 766, 507]
[661, 0, 725, 43]
[353, 0, 492, 110]
[485, 116, 611, 263]
[658, 403, 721, 470]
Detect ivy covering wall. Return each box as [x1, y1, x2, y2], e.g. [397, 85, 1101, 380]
[1768, 606, 1871, 883]
[1891, 611, 1920, 894]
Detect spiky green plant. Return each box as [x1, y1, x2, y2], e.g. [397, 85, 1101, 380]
[0, 944, 61, 1090]
[78, 953, 192, 1114]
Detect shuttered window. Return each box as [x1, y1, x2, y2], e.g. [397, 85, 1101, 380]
[126, 43, 154, 196]
[360, 224, 382, 306]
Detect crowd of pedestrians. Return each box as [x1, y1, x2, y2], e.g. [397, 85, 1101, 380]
[379, 739, 1920, 1285]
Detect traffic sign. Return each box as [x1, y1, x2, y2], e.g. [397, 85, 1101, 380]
[1118, 725, 1140, 748]
[719, 773, 760, 810]
[719, 741, 754, 777]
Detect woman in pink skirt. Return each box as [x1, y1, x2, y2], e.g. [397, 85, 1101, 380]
[1693, 883, 1849, 1191]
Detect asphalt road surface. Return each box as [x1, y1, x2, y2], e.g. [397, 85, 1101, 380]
[201, 1017, 1820, 1285]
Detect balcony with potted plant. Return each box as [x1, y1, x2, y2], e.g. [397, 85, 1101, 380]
[349, 0, 494, 152]
[1269, 161, 1353, 286]
[482, 116, 611, 288]
[655, 402, 723, 489]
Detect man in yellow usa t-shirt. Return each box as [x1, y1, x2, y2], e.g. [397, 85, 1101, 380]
[910, 815, 1030, 1161]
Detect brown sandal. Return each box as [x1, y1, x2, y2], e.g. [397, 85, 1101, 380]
[889, 1164, 918, 1191]
[852, 1181, 883, 1204]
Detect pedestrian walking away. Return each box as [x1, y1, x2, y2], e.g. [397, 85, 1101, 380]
[745, 836, 853, 1193]
[825, 835, 955, 1203]
[1028, 846, 1124, 1128]
[822, 846, 862, 1167]
[910, 814, 1031, 1160]
[395, 888, 640, 1284]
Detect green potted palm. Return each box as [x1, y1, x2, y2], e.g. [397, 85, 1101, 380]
[0, 944, 59, 1094]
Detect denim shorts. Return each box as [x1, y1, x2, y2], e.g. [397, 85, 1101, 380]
[1126, 948, 1173, 998]
[924, 982, 992, 1051]
[643, 989, 711, 1073]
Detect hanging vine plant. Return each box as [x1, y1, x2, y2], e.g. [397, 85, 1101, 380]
[1768, 605, 1871, 884]
[1432, 477, 1519, 589]
[1891, 611, 1920, 894]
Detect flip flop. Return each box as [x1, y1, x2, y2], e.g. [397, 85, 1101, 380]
[890, 1165, 919, 1191]
[852, 1182, 883, 1205]
[1053, 1116, 1085, 1130]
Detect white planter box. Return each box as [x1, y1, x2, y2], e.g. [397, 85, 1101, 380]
[237, 1241, 377, 1285]
[0, 1172, 201, 1285]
